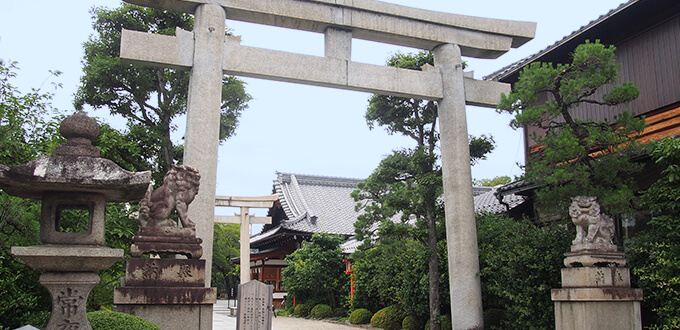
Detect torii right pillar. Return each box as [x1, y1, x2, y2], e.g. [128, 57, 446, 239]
[435, 44, 484, 329]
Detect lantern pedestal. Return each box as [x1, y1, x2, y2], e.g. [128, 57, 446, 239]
[12, 245, 124, 330]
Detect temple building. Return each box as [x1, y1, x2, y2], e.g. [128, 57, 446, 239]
[238, 172, 522, 306]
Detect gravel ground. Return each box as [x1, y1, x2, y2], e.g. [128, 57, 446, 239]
[213, 300, 374, 330]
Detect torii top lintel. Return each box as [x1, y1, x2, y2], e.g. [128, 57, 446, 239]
[124, 0, 535, 59]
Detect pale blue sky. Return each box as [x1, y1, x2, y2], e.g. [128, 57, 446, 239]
[0, 0, 626, 230]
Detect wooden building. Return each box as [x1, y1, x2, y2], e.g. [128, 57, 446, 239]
[487, 0, 680, 218]
[487, 0, 680, 154]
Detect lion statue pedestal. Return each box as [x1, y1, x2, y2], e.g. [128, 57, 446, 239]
[551, 196, 642, 330]
[114, 165, 216, 330]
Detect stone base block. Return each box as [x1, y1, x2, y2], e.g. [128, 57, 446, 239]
[116, 304, 213, 330]
[552, 287, 642, 330]
[561, 267, 631, 288]
[114, 286, 216, 305]
[131, 234, 203, 259]
[124, 258, 206, 287]
[564, 250, 627, 267]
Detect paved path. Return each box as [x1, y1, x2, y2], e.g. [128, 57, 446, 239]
[213, 300, 373, 330]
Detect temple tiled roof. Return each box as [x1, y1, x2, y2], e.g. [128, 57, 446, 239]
[251, 172, 524, 249]
[251, 172, 362, 245]
[473, 187, 525, 214]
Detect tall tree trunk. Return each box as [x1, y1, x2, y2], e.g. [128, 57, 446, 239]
[426, 211, 441, 330]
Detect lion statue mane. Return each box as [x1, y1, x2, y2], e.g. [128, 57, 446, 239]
[568, 196, 616, 250]
[139, 164, 201, 230]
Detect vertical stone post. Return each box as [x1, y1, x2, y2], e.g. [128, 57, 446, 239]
[240, 206, 251, 284]
[324, 27, 352, 60]
[433, 43, 484, 329]
[184, 3, 226, 286]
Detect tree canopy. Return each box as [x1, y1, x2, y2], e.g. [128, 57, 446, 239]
[498, 40, 644, 216]
[281, 233, 347, 308]
[75, 4, 251, 178]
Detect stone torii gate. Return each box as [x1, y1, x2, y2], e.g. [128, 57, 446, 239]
[119, 0, 535, 328]
[214, 194, 279, 285]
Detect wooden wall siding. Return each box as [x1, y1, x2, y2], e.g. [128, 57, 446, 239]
[637, 104, 680, 144]
[571, 13, 680, 122]
[526, 13, 680, 151]
[528, 104, 680, 155]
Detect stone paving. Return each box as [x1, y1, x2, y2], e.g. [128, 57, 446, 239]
[213, 300, 373, 330]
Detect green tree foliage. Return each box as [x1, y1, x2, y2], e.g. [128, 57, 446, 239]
[473, 175, 512, 187]
[0, 60, 62, 165]
[75, 4, 251, 178]
[626, 137, 680, 329]
[351, 221, 450, 325]
[0, 60, 61, 329]
[281, 233, 347, 308]
[498, 40, 644, 216]
[476, 212, 571, 329]
[211, 224, 240, 295]
[353, 51, 493, 330]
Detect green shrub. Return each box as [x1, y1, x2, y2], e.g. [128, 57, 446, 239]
[310, 304, 333, 319]
[483, 308, 506, 329]
[402, 315, 422, 330]
[425, 314, 452, 330]
[333, 307, 348, 317]
[293, 303, 311, 317]
[87, 311, 159, 330]
[349, 308, 373, 324]
[370, 305, 404, 330]
[20, 311, 50, 328]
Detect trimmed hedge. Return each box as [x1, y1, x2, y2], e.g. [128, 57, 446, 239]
[293, 303, 311, 317]
[333, 307, 348, 317]
[310, 304, 333, 319]
[425, 314, 452, 330]
[370, 305, 404, 330]
[402, 315, 421, 330]
[349, 308, 373, 324]
[87, 311, 159, 330]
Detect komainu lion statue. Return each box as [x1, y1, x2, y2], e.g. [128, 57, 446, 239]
[568, 196, 615, 249]
[139, 165, 200, 229]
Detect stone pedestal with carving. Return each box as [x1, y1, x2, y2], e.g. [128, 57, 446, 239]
[552, 258, 643, 329]
[552, 197, 643, 330]
[114, 258, 216, 330]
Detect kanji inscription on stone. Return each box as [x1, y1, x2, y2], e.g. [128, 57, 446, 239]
[237, 281, 273, 330]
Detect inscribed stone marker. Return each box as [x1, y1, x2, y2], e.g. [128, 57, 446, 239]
[237, 281, 273, 330]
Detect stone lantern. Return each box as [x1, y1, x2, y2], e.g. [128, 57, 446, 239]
[0, 112, 150, 330]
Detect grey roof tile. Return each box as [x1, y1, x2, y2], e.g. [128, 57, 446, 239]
[274, 172, 362, 236]
[474, 187, 525, 214]
[253, 172, 526, 247]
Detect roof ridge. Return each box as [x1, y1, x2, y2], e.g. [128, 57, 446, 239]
[290, 174, 314, 219]
[276, 171, 363, 187]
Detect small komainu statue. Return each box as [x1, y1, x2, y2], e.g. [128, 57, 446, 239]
[139, 164, 200, 231]
[568, 196, 616, 251]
